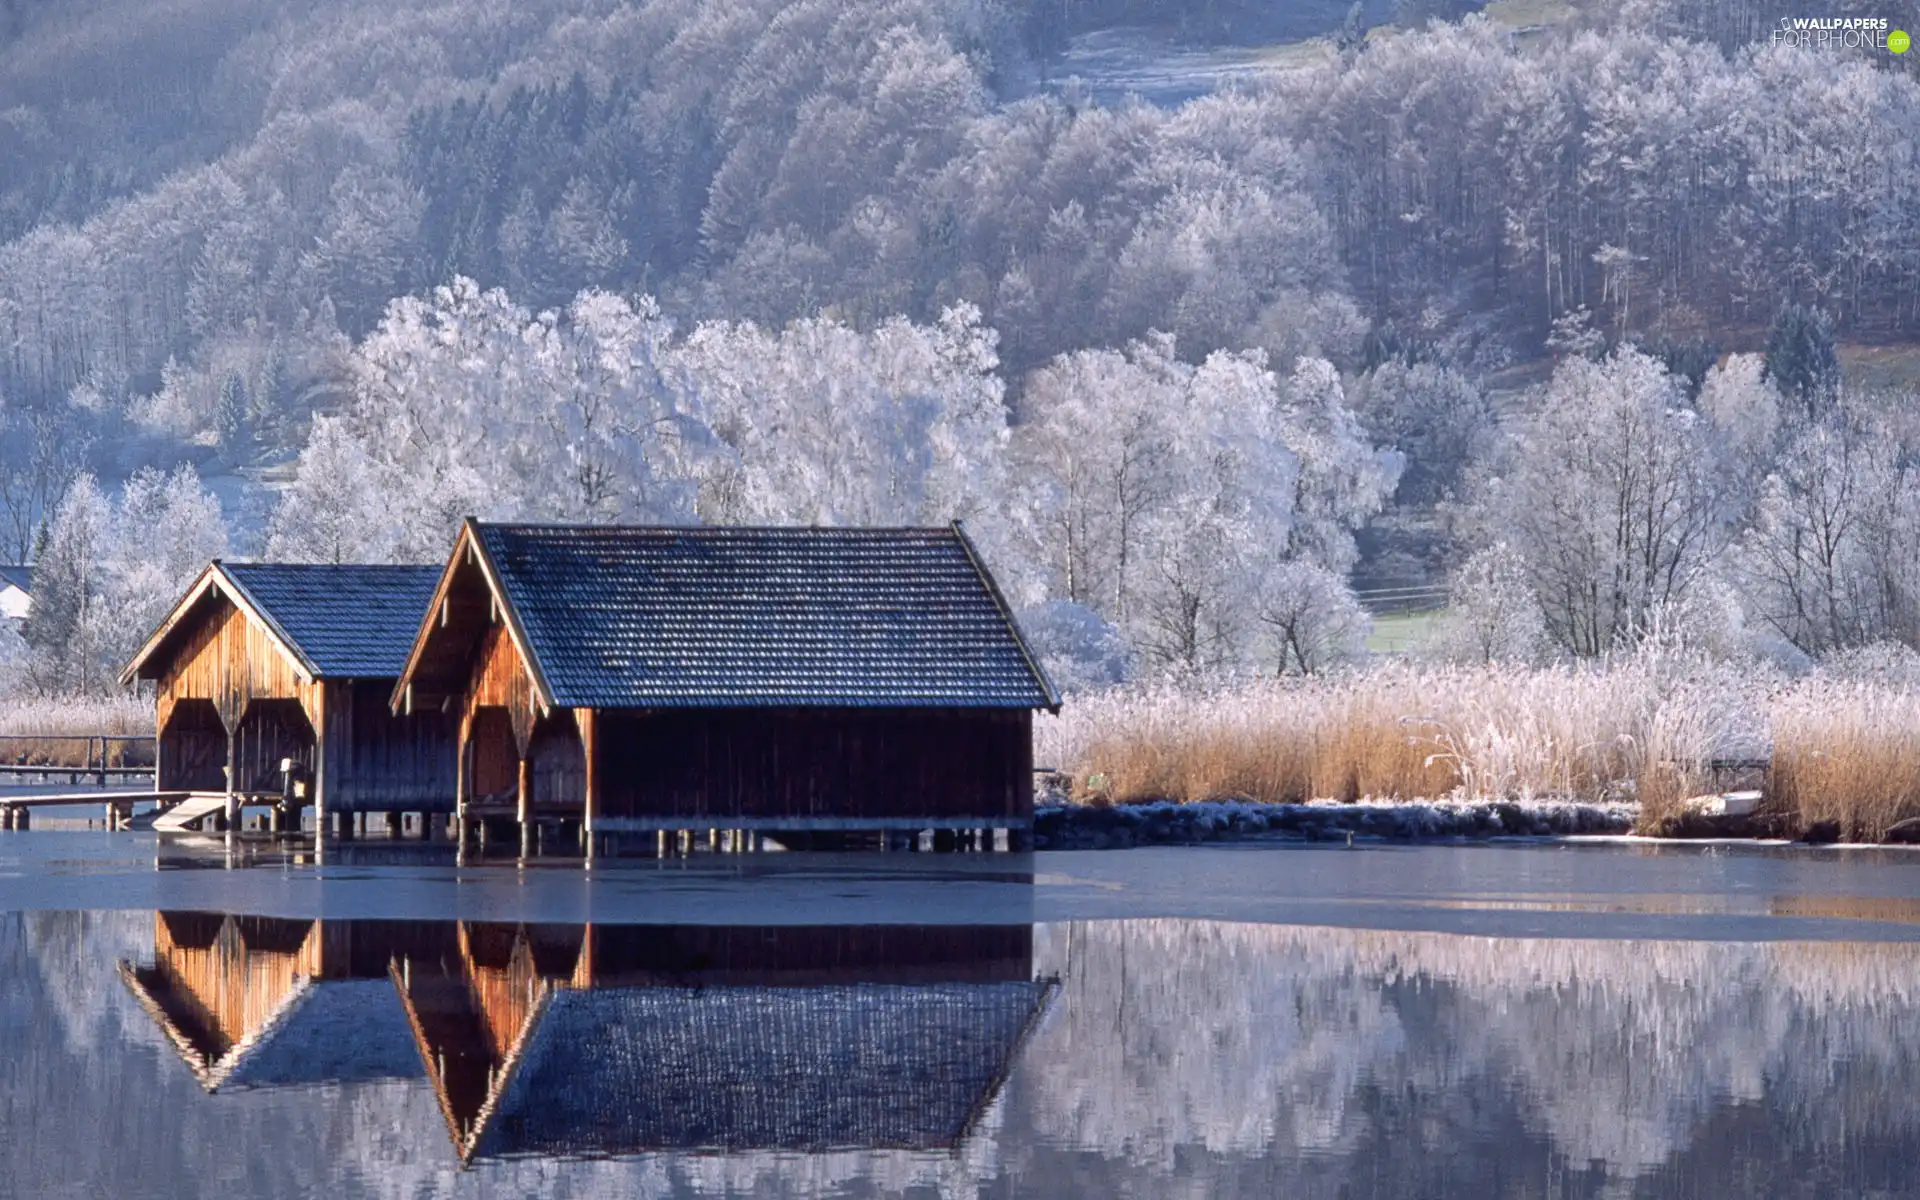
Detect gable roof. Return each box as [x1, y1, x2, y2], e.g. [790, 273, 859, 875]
[122, 561, 441, 685]
[218, 563, 442, 679]
[403, 522, 1058, 712]
[0, 564, 29, 593]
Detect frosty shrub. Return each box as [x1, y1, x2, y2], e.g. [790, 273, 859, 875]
[1430, 542, 1547, 666]
[1016, 601, 1130, 697]
[1255, 560, 1371, 675]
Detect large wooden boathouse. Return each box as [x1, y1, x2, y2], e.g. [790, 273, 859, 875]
[120, 562, 454, 830]
[392, 521, 1059, 850]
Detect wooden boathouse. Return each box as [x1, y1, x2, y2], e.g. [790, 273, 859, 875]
[392, 521, 1059, 851]
[120, 562, 453, 832]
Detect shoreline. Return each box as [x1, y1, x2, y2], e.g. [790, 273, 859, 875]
[1030, 799, 1920, 851]
[1033, 798, 1635, 850]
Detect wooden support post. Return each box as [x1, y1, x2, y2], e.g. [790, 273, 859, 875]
[310, 684, 329, 846]
[517, 755, 532, 859]
[454, 710, 472, 833]
[575, 708, 598, 865]
[16, 808, 28, 831]
[223, 725, 239, 832]
[386, 812, 402, 836]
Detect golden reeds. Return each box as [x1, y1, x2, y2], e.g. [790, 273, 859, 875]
[0, 694, 154, 767]
[1036, 649, 1918, 835]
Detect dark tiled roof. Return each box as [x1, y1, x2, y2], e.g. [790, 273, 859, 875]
[222, 981, 425, 1090]
[0, 564, 29, 592]
[473, 524, 1057, 709]
[221, 563, 441, 679]
[476, 980, 1049, 1158]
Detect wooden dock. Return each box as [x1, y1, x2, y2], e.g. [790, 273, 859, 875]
[0, 791, 190, 831]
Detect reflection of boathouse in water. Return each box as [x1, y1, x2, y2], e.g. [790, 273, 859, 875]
[118, 913, 1049, 1163]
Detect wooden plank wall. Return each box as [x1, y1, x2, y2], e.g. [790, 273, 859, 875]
[155, 595, 315, 736]
[149, 912, 321, 1056]
[231, 699, 314, 793]
[464, 625, 541, 757]
[468, 708, 520, 802]
[324, 680, 458, 813]
[597, 709, 1032, 823]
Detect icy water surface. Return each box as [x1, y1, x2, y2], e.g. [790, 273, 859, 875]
[3, 833, 1920, 1198]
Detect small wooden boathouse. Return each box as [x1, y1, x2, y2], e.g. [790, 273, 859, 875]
[392, 521, 1059, 849]
[120, 562, 453, 830]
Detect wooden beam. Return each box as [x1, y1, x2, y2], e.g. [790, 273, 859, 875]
[576, 708, 598, 857]
[223, 724, 238, 832]
[454, 709, 473, 827]
[311, 683, 329, 839]
[516, 755, 531, 831]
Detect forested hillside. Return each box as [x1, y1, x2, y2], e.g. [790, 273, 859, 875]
[4, 0, 1920, 696]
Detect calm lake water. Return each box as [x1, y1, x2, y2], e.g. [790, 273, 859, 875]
[3, 833, 1920, 1198]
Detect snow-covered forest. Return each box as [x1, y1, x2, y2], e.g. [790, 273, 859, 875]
[5, 0, 1920, 698]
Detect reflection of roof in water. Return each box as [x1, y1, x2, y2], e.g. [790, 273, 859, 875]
[473, 980, 1053, 1160]
[119, 912, 447, 1092]
[120, 966, 425, 1092]
[220, 980, 424, 1089]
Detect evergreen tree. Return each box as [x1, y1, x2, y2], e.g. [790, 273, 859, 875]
[1763, 305, 1842, 419]
[215, 371, 248, 451]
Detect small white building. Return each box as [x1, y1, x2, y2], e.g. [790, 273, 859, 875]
[0, 565, 31, 623]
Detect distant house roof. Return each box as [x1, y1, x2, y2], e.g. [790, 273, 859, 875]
[0, 564, 30, 593]
[402, 522, 1058, 712]
[469, 980, 1051, 1160]
[122, 561, 442, 684]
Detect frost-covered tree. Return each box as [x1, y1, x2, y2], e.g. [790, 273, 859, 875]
[0, 618, 26, 699]
[22, 475, 113, 695]
[1432, 542, 1549, 665]
[1015, 600, 1129, 695]
[0, 394, 90, 564]
[1695, 353, 1782, 484]
[264, 416, 391, 563]
[1737, 409, 1920, 655]
[100, 465, 229, 667]
[1473, 348, 1730, 657]
[1255, 560, 1371, 675]
[22, 466, 226, 695]
[1763, 304, 1842, 420]
[324, 278, 712, 560]
[1354, 360, 1495, 506]
[1017, 336, 1395, 672]
[682, 301, 1012, 535]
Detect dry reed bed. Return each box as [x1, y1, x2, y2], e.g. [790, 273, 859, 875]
[1036, 656, 1920, 840]
[0, 694, 155, 766]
